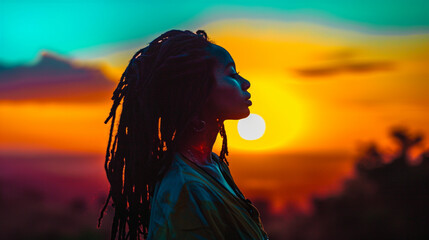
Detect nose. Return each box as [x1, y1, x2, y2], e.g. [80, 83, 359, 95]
[241, 77, 250, 91]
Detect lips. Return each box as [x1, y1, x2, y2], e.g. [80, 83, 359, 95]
[244, 93, 252, 105]
[244, 93, 251, 100]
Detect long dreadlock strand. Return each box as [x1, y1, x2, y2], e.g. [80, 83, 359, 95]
[98, 47, 147, 238]
[219, 121, 230, 166]
[98, 69, 128, 229]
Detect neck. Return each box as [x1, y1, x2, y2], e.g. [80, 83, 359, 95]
[178, 117, 222, 165]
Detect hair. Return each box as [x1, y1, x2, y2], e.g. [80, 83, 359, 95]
[97, 29, 230, 240]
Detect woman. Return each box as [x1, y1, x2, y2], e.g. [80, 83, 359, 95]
[98, 29, 269, 240]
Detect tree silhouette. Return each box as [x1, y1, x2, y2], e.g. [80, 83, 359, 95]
[284, 126, 429, 240]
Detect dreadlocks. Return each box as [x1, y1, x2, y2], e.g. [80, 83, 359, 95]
[97, 29, 230, 240]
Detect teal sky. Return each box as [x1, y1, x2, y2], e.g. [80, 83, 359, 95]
[1, 0, 428, 65]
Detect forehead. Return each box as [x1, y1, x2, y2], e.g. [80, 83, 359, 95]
[206, 43, 235, 69]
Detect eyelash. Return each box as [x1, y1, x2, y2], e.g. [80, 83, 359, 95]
[231, 72, 240, 78]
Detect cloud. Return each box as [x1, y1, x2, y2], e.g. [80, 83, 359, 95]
[0, 51, 116, 103]
[294, 60, 395, 78]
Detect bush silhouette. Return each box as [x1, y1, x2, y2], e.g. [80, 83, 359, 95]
[285, 126, 429, 240]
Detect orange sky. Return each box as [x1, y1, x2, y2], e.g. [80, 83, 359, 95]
[1, 19, 428, 212]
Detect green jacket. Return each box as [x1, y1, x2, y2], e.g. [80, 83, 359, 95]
[147, 151, 269, 240]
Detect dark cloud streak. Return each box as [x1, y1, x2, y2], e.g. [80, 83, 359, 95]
[294, 61, 395, 78]
[0, 51, 116, 103]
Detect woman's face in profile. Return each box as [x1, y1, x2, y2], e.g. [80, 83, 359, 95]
[205, 43, 251, 120]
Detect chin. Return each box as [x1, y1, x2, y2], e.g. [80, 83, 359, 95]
[228, 108, 250, 120]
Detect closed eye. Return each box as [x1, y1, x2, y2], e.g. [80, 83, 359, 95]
[230, 72, 240, 78]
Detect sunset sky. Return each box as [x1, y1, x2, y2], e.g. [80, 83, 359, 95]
[1, 0, 428, 212]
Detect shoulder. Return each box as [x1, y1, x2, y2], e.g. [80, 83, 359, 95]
[211, 151, 224, 169]
[148, 181, 218, 239]
[211, 152, 233, 176]
[153, 152, 217, 205]
[179, 180, 217, 203]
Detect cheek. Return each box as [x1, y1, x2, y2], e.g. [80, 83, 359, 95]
[217, 77, 241, 97]
[219, 84, 239, 99]
[208, 82, 242, 113]
[214, 78, 239, 98]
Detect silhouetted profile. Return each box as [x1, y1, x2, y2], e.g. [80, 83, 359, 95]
[97, 30, 268, 240]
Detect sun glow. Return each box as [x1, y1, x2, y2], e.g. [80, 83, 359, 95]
[215, 71, 308, 153]
[237, 114, 266, 140]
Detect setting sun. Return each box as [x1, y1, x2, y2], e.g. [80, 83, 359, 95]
[237, 113, 266, 140]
